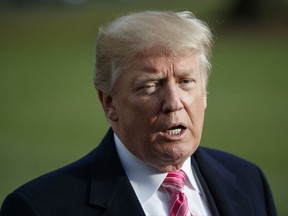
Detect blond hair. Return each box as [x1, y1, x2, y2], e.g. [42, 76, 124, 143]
[94, 11, 213, 94]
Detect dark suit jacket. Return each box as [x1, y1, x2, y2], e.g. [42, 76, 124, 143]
[0, 128, 277, 216]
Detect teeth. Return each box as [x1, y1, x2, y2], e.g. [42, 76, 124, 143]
[166, 128, 182, 135]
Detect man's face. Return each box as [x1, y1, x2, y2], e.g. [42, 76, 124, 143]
[102, 50, 207, 172]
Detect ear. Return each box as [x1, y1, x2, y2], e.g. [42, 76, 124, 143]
[98, 90, 118, 121]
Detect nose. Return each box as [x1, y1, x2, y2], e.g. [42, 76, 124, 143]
[161, 83, 183, 113]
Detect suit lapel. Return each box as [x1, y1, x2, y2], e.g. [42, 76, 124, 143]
[193, 147, 253, 216]
[191, 156, 221, 216]
[90, 176, 145, 216]
[88, 129, 145, 216]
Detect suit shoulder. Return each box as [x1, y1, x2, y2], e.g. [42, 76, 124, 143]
[195, 147, 277, 215]
[194, 146, 270, 193]
[8, 150, 94, 203]
[0, 149, 98, 216]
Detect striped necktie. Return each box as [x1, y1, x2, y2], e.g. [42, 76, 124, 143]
[162, 170, 193, 216]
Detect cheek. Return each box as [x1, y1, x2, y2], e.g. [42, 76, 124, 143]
[195, 105, 206, 133]
[118, 97, 159, 127]
[130, 96, 161, 116]
[185, 95, 206, 125]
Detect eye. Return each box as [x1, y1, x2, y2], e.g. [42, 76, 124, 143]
[138, 81, 160, 95]
[179, 78, 196, 84]
[179, 78, 196, 89]
[181, 79, 193, 84]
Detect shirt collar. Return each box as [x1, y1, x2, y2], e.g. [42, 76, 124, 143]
[114, 133, 201, 205]
[182, 155, 201, 194]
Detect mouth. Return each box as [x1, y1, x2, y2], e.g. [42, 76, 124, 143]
[162, 125, 186, 136]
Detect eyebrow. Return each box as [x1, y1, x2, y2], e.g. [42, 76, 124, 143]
[132, 73, 162, 86]
[143, 65, 195, 76]
[132, 66, 196, 85]
[177, 68, 196, 77]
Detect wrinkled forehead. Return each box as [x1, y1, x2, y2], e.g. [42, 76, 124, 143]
[111, 47, 205, 95]
[129, 47, 200, 72]
[122, 46, 199, 71]
[136, 45, 198, 58]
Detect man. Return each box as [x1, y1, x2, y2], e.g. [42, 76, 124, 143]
[0, 11, 277, 216]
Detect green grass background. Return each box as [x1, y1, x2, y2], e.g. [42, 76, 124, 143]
[1, 1, 288, 214]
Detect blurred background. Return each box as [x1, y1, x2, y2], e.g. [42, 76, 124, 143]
[0, 0, 287, 214]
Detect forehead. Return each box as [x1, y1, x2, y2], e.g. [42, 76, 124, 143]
[112, 49, 204, 93]
[130, 49, 200, 74]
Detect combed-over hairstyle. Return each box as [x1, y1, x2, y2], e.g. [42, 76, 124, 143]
[94, 11, 213, 95]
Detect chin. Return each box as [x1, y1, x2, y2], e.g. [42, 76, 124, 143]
[149, 155, 188, 172]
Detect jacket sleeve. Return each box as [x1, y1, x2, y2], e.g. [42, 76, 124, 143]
[257, 167, 278, 216]
[0, 192, 38, 216]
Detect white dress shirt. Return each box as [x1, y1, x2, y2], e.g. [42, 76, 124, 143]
[114, 134, 211, 216]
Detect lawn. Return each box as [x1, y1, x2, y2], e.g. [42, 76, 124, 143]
[0, 1, 287, 214]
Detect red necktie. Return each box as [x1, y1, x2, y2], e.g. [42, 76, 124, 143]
[162, 170, 193, 216]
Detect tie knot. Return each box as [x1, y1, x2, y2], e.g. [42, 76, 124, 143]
[162, 170, 186, 193]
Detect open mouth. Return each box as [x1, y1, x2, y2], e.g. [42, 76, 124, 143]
[163, 125, 186, 135]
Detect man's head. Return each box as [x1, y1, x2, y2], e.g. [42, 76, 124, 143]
[94, 11, 213, 172]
